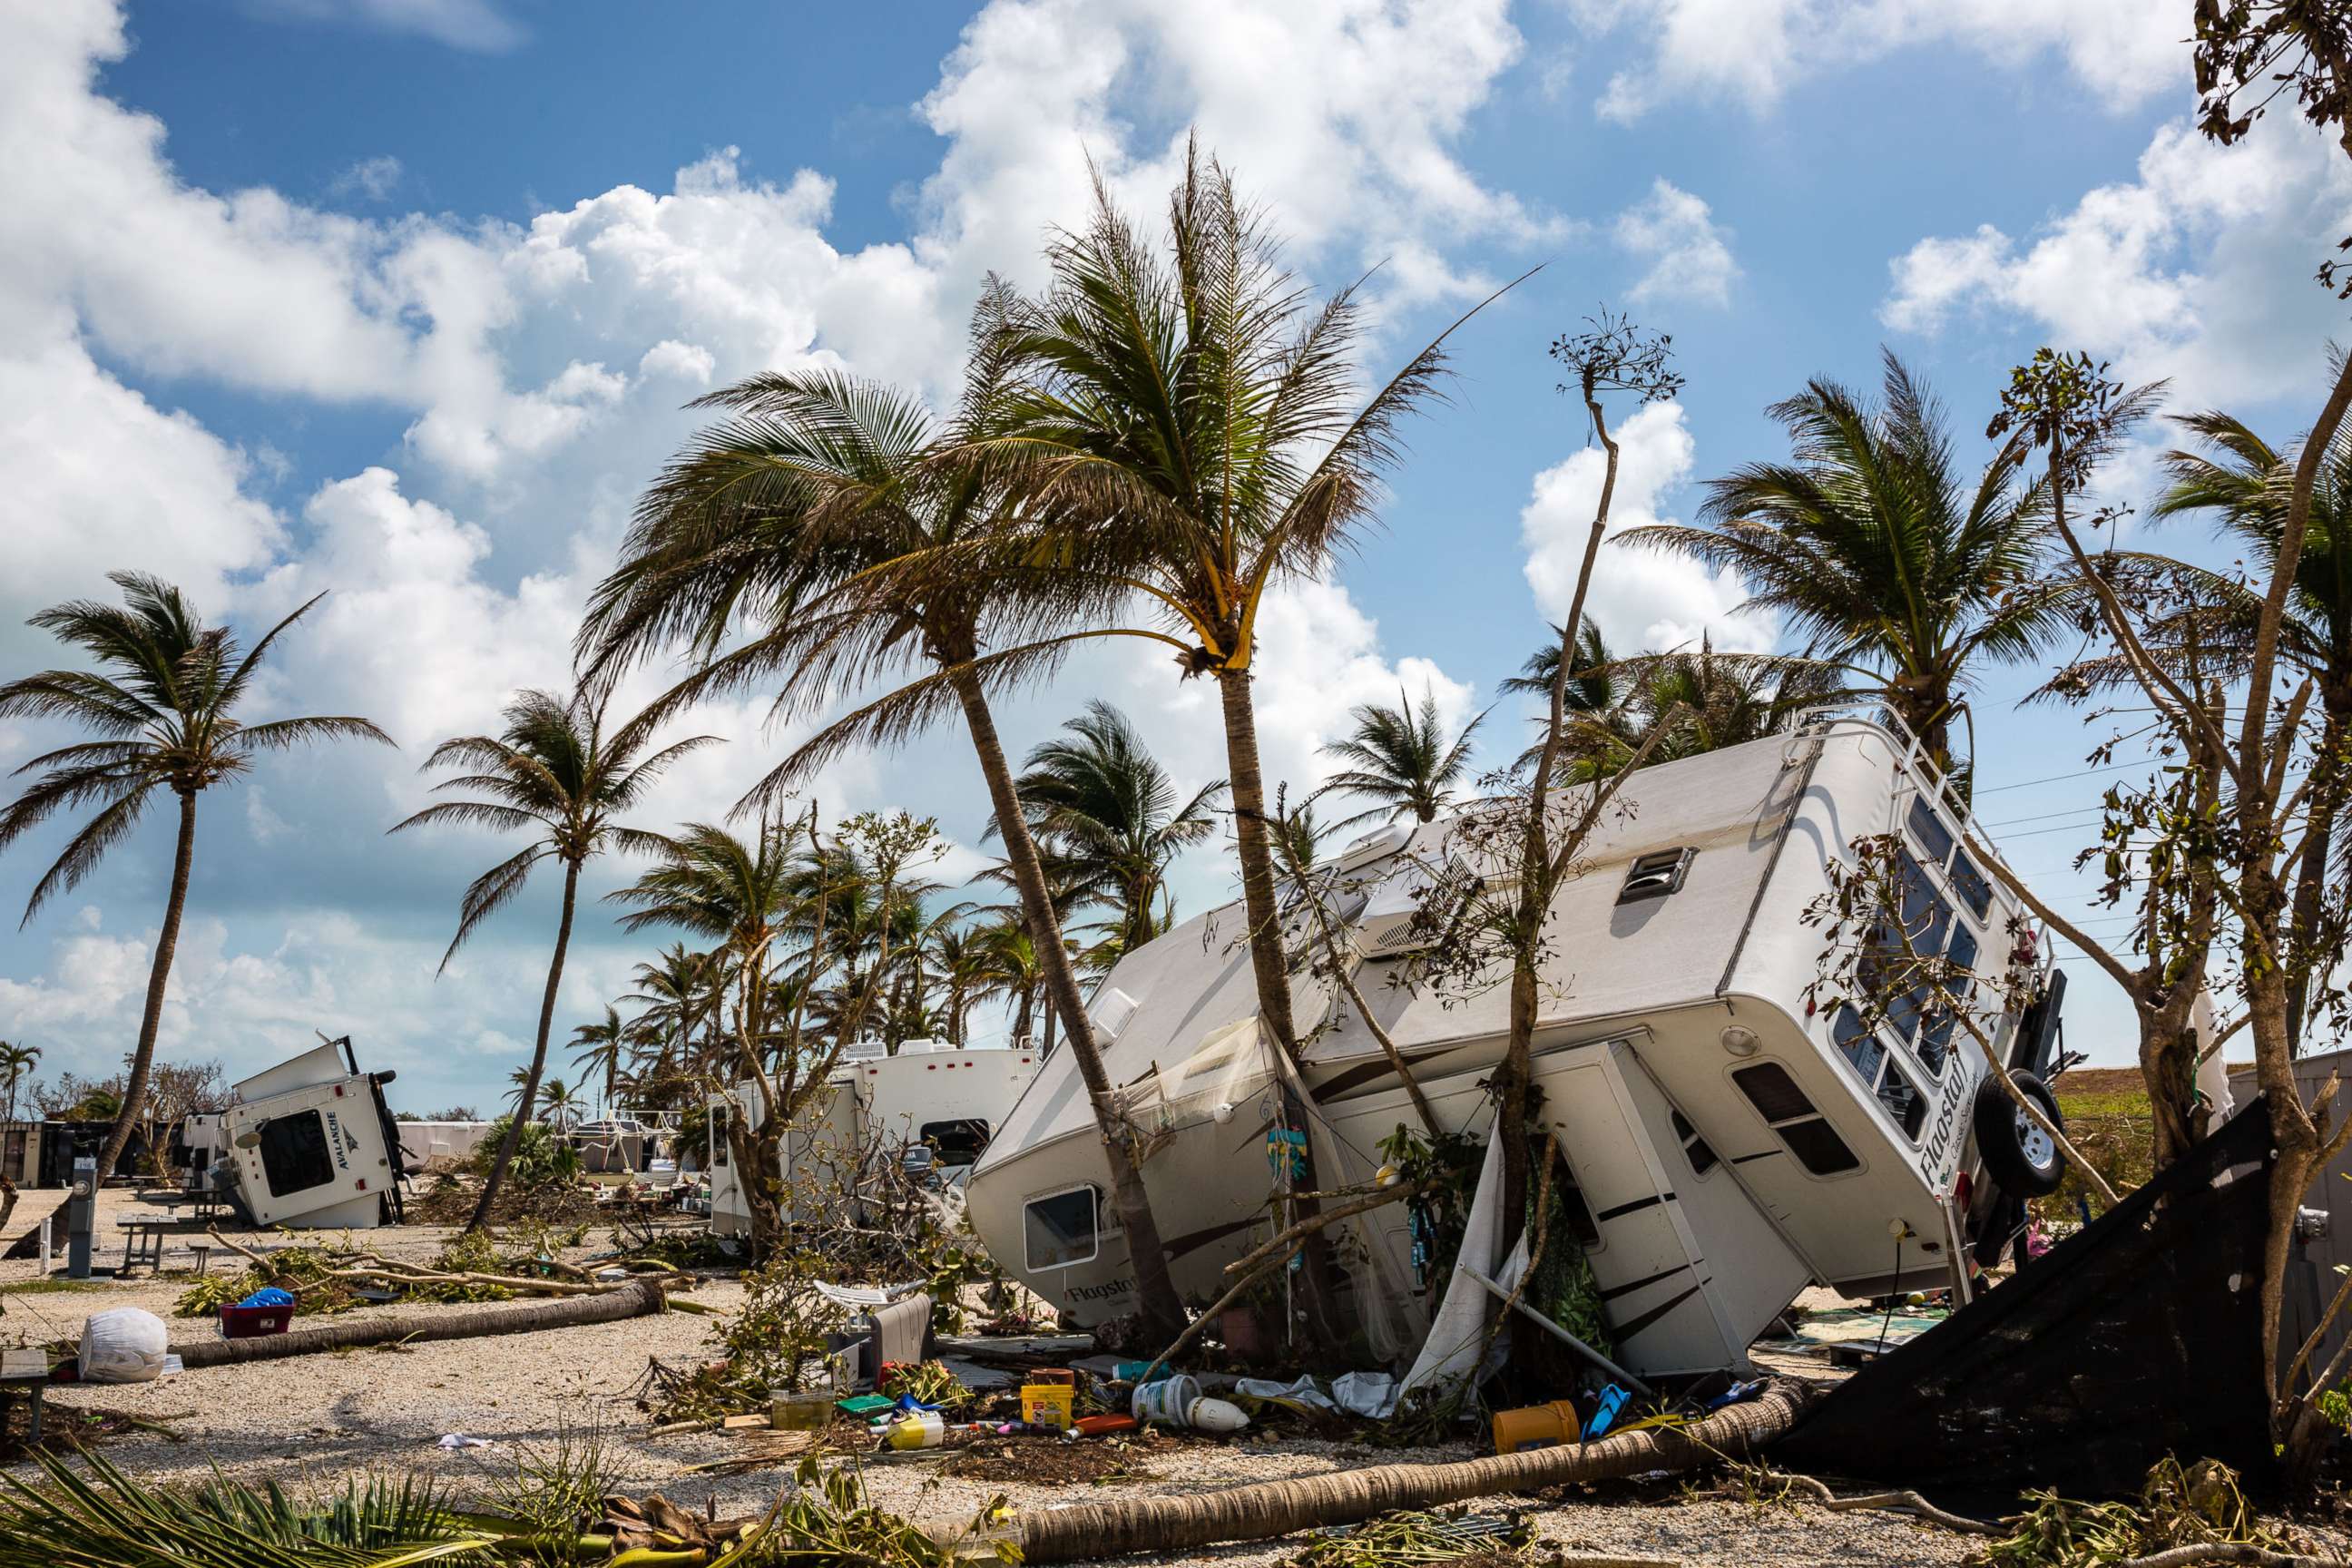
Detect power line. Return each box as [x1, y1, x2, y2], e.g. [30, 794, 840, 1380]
[1981, 805, 2102, 829]
[1974, 760, 2155, 796]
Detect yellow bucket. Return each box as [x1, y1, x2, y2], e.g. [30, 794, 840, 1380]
[1491, 1399, 1581, 1454]
[1021, 1382, 1076, 1429]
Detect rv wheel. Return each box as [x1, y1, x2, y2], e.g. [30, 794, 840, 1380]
[1972, 1071, 2066, 1199]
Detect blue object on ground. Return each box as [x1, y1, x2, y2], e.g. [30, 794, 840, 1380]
[1705, 1378, 1764, 1411]
[236, 1288, 294, 1308]
[1583, 1384, 1630, 1441]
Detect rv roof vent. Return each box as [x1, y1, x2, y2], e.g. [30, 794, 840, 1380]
[1355, 910, 1432, 961]
[1091, 987, 1141, 1043]
[1618, 848, 1694, 905]
[1335, 821, 1412, 870]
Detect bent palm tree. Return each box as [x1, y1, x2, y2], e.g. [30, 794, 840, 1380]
[972, 150, 1511, 1079]
[1624, 352, 2069, 769]
[1004, 701, 1225, 954]
[582, 301, 1191, 1337]
[0, 573, 388, 1186]
[1315, 685, 1485, 829]
[394, 684, 714, 1232]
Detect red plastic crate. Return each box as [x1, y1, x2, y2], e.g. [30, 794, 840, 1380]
[220, 1299, 294, 1338]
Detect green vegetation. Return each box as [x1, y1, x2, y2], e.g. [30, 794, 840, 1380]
[2041, 1074, 2157, 1226]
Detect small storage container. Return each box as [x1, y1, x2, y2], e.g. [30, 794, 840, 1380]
[220, 1299, 295, 1339]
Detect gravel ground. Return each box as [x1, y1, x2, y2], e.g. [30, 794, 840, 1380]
[0, 1189, 2328, 1567]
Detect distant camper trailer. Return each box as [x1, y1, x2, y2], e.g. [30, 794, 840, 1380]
[0, 1122, 150, 1189]
[210, 1038, 406, 1230]
[708, 1039, 1040, 1240]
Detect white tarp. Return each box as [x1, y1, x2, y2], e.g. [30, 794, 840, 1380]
[1396, 1132, 1526, 1406]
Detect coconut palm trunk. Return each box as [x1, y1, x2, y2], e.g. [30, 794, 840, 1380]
[1214, 666, 1345, 1335]
[93, 789, 198, 1186]
[469, 859, 580, 1232]
[951, 667, 1183, 1338]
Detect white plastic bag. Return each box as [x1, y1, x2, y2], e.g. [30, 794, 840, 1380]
[79, 1307, 170, 1384]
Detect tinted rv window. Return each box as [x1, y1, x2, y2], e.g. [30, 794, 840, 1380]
[1670, 1109, 1720, 1176]
[920, 1118, 992, 1167]
[1876, 1060, 1926, 1140]
[1731, 1062, 1814, 1123]
[258, 1111, 336, 1196]
[1832, 1004, 1886, 1085]
[1777, 1118, 1863, 1175]
[1906, 796, 1955, 865]
[1024, 1185, 1101, 1270]
[1733, 1063, 1862, 1177]
[1950, 849, 1993, 919]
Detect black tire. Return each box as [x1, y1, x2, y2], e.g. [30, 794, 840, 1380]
[1973, 1070, 2066, 1198]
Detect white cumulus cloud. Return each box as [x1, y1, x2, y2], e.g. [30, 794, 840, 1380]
[1615, 180, 1739, 307]
[1520, 401, 1772, 657]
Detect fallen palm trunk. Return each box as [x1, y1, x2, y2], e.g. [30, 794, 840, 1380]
[1010, 1377, 1816, 1563]
[172, 1277, 666, 1367]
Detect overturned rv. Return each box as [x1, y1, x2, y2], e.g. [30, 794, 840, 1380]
[209, 1038, 407, 1229]
[709, 1038, 1040, 1239]
[965, 714, 2067, 1377]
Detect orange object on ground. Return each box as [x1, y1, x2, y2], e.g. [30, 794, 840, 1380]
[1073, 1414, 1138, 1436]
[1491, 1399, 1581, 1455]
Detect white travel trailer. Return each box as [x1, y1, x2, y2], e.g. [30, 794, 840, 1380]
[710, 1039, 1041, 1240]
[965, 714, 2068, 1378]
[212, 1039, 406, 1230]
[392, 1120, 496, 1174]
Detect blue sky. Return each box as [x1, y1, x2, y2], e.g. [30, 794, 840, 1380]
[3, 0, 2347, 1114]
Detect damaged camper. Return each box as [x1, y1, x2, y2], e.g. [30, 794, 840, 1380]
[709, 1037, 1040, 1240]
[965, 713, 2069, 1378]
[210, 1038, 407, 1230]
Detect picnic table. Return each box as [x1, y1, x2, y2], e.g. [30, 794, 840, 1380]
[156, 1188, 225, 1221]
[113, 1216, 173, 1273]
[0, 1349, 47, 1444]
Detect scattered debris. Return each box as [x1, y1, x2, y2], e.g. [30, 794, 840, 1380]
[1978, 1459, 2315, 1568]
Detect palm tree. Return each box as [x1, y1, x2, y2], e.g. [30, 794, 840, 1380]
[1004, 701, 1225, 954]
[1507, 633, 1838, 783]
[393, 683, 714, 1232]
[2150, 407, 2352, 1046]
[1315, 685, 1485, 829]
[923, 923, 989, 1045]
[622, 942, 725, 1081]
[1501, 618, 1622, 713]
[1623, 351, 2071, 769]
[0, 573, 388, 1186]
[971, 916, 1046, 1049]
[581, 297, 1192, 1337]
[956, 152, 1511, 1335]
[965, 149, 1501, 1086]
[538, 1077, 583, 1131]
[569, 1005, 627, 1117]
[0, 1042, 38, 1126]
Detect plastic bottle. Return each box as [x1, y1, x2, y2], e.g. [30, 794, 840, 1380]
[886, 1409, 946, 1449]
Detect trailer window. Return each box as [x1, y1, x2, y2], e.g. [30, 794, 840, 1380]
[1024, 1185, 1101, 1270]
[1876, 1059, 1926, 1140]
[1832, 1004, 1886, 1085]
[1906, 796, 1955, 865]
[1671, 1109, 1720, 1177]
[257, 1111, 336, 1196]
[1732, 1063, 1863, 1176]
[920, 1119, 992, 1167]
[1916, 926, 1977, 1075]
